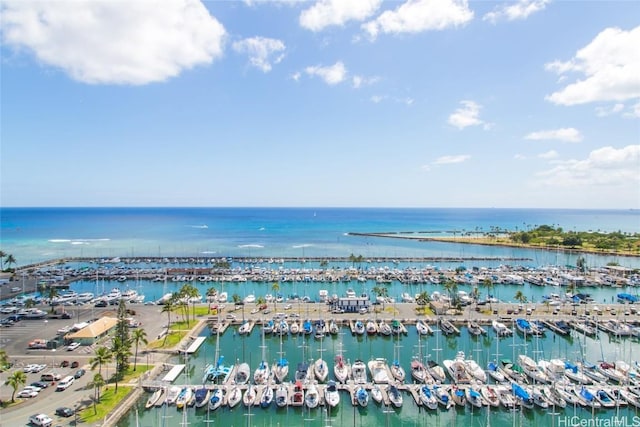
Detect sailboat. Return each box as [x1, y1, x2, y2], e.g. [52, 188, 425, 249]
[324, 380, 340, 408]
[253, 324, 270, 385]
[313, 333, 328, 383]
[390, 334, 406, 382]
[203, 326, 233, 383]
[275, 383, 289, 407]
[273, 328, 289, 383]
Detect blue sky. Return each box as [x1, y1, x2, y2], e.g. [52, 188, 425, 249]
[1, 0, 639, 209]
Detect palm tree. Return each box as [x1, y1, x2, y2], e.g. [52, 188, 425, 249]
[111, 336, 132, 392]
[24, 298, 36, 309]
[0, 349, 8, 369]
[7, 370, 27, 402]
[90, 346, 113, 377]
[47, 287, 59, 312]
[161, 297, 176, 332]
[4, 254, 16, 271]
[92, 372, 105, 411]
[271, 282, 280, 310]
[514, 290, 528, 305]
[131, 328, 148, 371]
[371, 285, 388, 310]
[206, 286, 218, 303]
[442, 279, 458, 308]
[0, 250, 6, 271]
[481, 277, 494, 311]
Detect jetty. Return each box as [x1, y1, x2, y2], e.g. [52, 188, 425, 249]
[161, 364, 185, 382]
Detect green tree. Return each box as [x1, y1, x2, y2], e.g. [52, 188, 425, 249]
[442, 279, 458, 308]
[111, 336, 132, 392]
[6, 370, 27, 402]
[206, 287, 218, 302]
[161, 297, 176, 334]
[481, 277, 494, 311]
[514, 290, 528, 304]
[4, 254, 16, 271]
[90, 346, 113, 377]
[271, 282, 280, 310]
[0, 349, 8, 369]
[131, 328, 148, 371]
[92, 372, 106, 412]
[0, 250, 5, 271]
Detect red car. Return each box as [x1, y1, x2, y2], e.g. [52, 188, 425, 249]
[60, 360, 69, 368]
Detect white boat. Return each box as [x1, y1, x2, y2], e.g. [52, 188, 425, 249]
[352, 360, 368, 384]
[486, 361, 507, 383]
[480, 385, 501, 407]
[234, 362, 251, 385]
[378, 320, 392, 336]
[253, 360, 270, 385]
[217, 292, 228, 303]
[371, 384, 383, 403]
[290, 321, 300, 334]
[238, 321, 251, 335]
[353, 320, 365, 335]
[492, 320, 512, 336]
[175, 387, 193, 409]
[419, 385, 438, 409]
[334, 355, 351, 383]
[145, 388, 163, 409]
[541, 385, 567, 408]
[426, 360, 446, 383]
[443, 352, 472, 384]
[432, 385, 453, 409]
[368, 358, 391, 384]
[517, 354, 549, 384]
[305, 383, 319, 409]
[329, 320, 339, 335]
[227, 386, 242, 408]
[208, 387, 224, 411]
[314, 358, 329, 383]
[153, 387, 166, 407]
[527, 385, 550, 409]
[390, 359, 406, 382]
[165, 386, 181, 405]
[275, 384, 288, 408]
[387, 384, 403, 408]
[464, 356, 487, 383]
[324, 380, 340, 408]
[416, 320, 432, 336]
[243, 385, 258, 407]
[596, 361, 626, 383]
[411, 359, 429, 383]
[620, 389, 640, 408]
[243, 294, 256, 304]
[495, 385, 517, 410]
[466, 386, 485, 408]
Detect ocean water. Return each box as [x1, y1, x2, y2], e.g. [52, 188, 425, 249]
[3, 207, 640, 426]
[1, 207, 639, 268]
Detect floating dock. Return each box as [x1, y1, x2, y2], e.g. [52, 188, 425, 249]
[183, 337, 206, 354]
[162, 364, 185, 382]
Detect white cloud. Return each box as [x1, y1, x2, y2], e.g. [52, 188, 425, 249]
[305, 61, 347, 85]
[352, 75, 379, 89]
[536, 145, 640, 188]
[545, 26, 640, 106]
[483, 0, 549, 24]
[370, 95, 385, 103]
[300, 0, 381, 32]
[291, 72, 302, 82]
[625, 102, 640, 119]
[514, 154, 527, 160]
[362, 0, 473, 40]
[524, 127, 583, 143]
[434, 154, 471, 164]
[448, 100, 485, 129]
[595, 103, 625, 117]
[1, 0, 226, 85]
[232, 36, 285, 72]
[538, 150, 559, 159]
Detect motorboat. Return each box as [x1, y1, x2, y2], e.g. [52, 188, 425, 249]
[495, 385, 518, 410]
[480, 385, 501, 407]
[378, 320, 392, 336]
[371, 384, 383, 404]
[416, 319, 432, 336]
[467, 320, 486, 336]
[238, 321, 251, 335]
[366, 320, 378, 335]
[411, 359, 429, 383]
[388, 384, 403, 408]
[353, 320, 365, 335]
[439, 318, 458, 335]
[464, 356, 487, 383]
[275, 384, 288, 408]
[352, 360, 367, 384]
[305, 383, 319, 409]
[368, 358, 391, 384]
[433, 385, 453, 409]
[451, 386, 467, 406]
[466, 385, 485, 408]
[443, 352, 472, 384]
[324, 380, 340, 408]
[517, 355, 549, 384]
[208, 387, 224, 411]
[295, 362, 310, 384]
[427, 360, 446, 383]
[329, 320, 339, 335]
[492, 320, 513, 336]
[302, 320, 313, 335]
[511, 382, 534, 409]
[290, 320, 300, 334]
[487, 361, 507, 383]
[291, 381, 304, 406]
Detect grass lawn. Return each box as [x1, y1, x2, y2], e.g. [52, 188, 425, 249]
[119, 364, 152, 383]
[147, 330, 187, 349]
[80, 385, 132, 424]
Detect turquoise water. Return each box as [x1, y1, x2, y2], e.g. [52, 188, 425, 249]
[115, 321, 640, 427]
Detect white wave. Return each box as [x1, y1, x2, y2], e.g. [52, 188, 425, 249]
[238, 244, 264, 249]
[49, 238, 110, 243]
[71, 241, 88, 245]
[190, 224, 208, 229]
[201, 251, 217, 254]
[259, 227, 265, 231]
[292, 244, 313, 249]
[49, 239, 71, 243]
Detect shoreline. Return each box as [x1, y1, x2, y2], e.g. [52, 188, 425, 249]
[347, 232, 640, 258]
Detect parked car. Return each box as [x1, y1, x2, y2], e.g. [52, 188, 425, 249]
[29, 414, 53, 427]
[17, 389, 38, 398]
[60, 360, 69, 368]
[74, 369, 85, 379]
[29, 413, 53, 427]
[31, 381, 49, 389]
[94, 300, 107, 307]
[67, 342, 80, 351]
[71, 361, 79, 368]
[55, 407, 74, 417]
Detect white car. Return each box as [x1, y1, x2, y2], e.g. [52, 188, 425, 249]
[17, 389, 38, 398]
[67, 342, 81, 351]
[29, 414, 53, 427]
